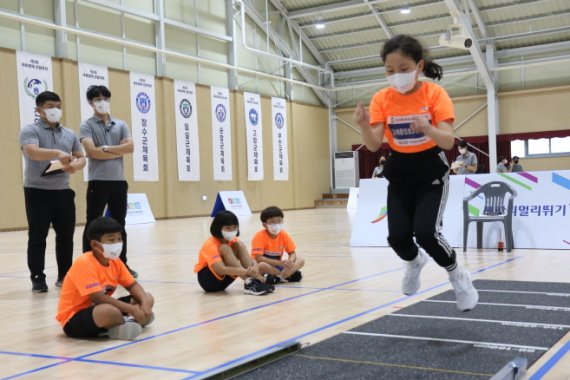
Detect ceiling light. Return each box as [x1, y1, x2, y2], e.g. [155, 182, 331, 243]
[400, 8, 411, 14]
[315, 22, 325, 29]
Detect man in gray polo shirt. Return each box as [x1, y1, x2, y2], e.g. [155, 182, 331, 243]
[80, 85, 137, 278]
[20, 91, 86, 293]
[453, 140, 478, 175]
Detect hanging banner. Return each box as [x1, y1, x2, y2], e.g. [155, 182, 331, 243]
[78, 63, 109, 181]
[243, 92, 264, 181]
[130, 72, 159, 181]
[271, 97, 289, 181]
[16, 51, 54, 129]
[174, 80, 200, 181]
[211, 86, 232, 181]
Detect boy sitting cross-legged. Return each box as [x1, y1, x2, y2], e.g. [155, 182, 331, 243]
[251, 206, 305, 284]
[56, 217, 154, 341]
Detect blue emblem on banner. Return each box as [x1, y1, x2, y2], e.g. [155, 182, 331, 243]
[248, 108, 259, 126]
[24, 78, 47, 98]
[136, 92, 151, 114]
[275, 112, 284, 129]
[216, 104, 226, 122]
[180, 99, 192, 118]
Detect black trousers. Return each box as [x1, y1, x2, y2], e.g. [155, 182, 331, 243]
[82, 180, 129, 264]
[24, 187, 76, 280]
[382, 148, 456, 268]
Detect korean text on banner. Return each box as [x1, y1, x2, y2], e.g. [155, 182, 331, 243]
[174, 80, 200, 181]
[130, 72, 159, 181]
[16, 51, 54, 129]
[211, 86, 232, 181]
[271, 97, 289, 181]
[244, 92, 264, 181]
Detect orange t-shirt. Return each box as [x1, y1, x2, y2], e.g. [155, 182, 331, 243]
[194, 236, 238, 279]
[56, 252, 135, 326]
[251, 229, 296, 260]
[368, 81, 455, 153]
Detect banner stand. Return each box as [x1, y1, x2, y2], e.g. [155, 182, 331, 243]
[210, 191, 252, 217]
[105, 193, 155, 225]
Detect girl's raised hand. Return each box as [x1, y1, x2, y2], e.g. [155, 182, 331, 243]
[353, 103, 371, 129]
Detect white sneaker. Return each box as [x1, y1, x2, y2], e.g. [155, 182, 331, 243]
[401, 249, 429, 295]
[108, 321, 142, 341]
[449, 267, 479, 311]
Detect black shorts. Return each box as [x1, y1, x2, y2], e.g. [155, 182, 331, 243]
[63, 296, 132, 338]
[197, 266, 235, 292]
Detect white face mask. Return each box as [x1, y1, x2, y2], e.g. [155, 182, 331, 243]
[101, 242, 122, 260]
[94, 100, 110, 115]
[459, 148, 467, 155]
[222, 230, 238, 241]
[267, 223, 284, 235]
[44, 107, 62, 123]
[387, 69, 418, 94]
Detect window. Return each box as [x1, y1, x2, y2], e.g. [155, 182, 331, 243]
[510, 136, 570, 157]
[528, 138, 550, 155]
[510, 140, 525, 158]
[551, 137, 570, 153]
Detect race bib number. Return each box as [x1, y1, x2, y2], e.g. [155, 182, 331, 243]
[387, 114, 433, 147]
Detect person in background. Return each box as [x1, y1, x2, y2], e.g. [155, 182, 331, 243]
[371, 156, 387, 178]
[496, 156, 510, 173]
[353, 34, 478, 312]
[20, 91, 86, 293]
[510, 156, 524, 172]
[80, 85, 137, 278]
[194, 210, 274, 295]
[453, 141, 477, 175]
[251, 206, 305, 284]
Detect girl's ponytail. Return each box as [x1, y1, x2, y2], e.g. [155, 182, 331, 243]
[423, 60, 443, 81]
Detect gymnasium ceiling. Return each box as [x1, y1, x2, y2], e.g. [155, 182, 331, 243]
[242, 0, 570, 101]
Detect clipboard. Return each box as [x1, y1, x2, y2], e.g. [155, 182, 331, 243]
[41, 160, 65, 176]
[450, 161, 463, 170]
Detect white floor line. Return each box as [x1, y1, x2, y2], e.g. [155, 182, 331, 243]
[477, 289, 570, 297]
[342, 331, 549, 351]
[387, 313, 570, 329]
[424, 300, 570, 311]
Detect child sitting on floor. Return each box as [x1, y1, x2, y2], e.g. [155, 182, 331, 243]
[56, 217, 154, 341]
[251, 206, 305, 284]
[194, 210, 274, 295]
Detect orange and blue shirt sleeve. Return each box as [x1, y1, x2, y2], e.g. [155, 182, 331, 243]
[194, 236, 237, 272]
[251, 230, 267, 256]
[368, 89, 387, 125]
[70, 255, 106, 297]
[116, 260, 136, 288]
[430, 85, 455, 124]
[282, 231, 297, 254]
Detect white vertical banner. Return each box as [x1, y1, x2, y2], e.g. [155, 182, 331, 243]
[16, 51, 53, 129]
[271, 97, 289, 181]
[130, 72, 159, 181]
[174, 80, 200, 181]
[243, 92, 264, 181]
[78, 63, 109, 181]
[210, 86, 232, 181]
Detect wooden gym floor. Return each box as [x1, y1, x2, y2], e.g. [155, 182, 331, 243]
[0, 208, 568, 379]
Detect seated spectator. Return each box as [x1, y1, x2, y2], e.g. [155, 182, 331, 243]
[511, 156, 524, 172]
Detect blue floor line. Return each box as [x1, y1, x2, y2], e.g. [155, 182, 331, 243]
[0, 351, 70, 360]
[529, 341, 570, 380]
[2, 256, 524, 380]
[1, 360, 74, 380]
[1, 266, 404, 379]
[183, 256, 523, 379]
